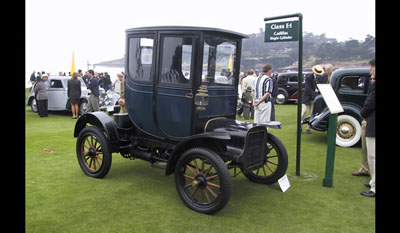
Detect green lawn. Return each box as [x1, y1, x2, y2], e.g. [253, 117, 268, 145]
[25, 103, 374, 233]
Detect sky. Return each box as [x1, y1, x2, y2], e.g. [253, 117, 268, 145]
[26, 0, 375, 85]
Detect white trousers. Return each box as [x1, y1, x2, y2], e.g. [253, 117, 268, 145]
[366, 137, 375, 193]
[254, 101, 271, 124]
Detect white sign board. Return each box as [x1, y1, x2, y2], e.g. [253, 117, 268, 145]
[278, 174, 291, 192]
[317, 84, 344, 114]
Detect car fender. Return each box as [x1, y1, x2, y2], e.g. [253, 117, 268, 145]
[74, 111, 120, 152]
[164, 132, 231, 176]
[341, 103, 363, 122]
[309, 103, 362, 132]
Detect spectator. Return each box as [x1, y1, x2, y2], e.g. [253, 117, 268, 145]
[103, 72, 112, 91]
[113, 73, 122, 95]
[301, 65, 326, 133]
[68, 72, 82, 119]
[323, 64, 334, 83]
[34, 73, 49, 117]
[252, 64, 273, 123]
[85, 70, 100, 113]
[30, 71, 36, 85]
[241, 69, 257, 119]
[241, 87, 252, 120]
[360, 59, 375, 197]
[82, 71, 89, 85]
[270, 71, 279, 121]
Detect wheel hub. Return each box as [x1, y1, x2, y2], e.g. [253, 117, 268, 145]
[193, 174, 207, 188]
[337, 122, 355, 139]
[88, 148, 97, 157]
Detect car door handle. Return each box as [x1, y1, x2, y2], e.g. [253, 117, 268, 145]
[185, 91, 193, 98]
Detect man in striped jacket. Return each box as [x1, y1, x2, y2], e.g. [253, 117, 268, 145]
[252, 64, 273, 124]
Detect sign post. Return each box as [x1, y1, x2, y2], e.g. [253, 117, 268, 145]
[264, 13, 303, 176]
[316, 84, 344, 187]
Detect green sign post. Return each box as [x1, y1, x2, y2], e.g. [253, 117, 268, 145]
[264, 13, 303, 176]
[316, 84, 344, 187]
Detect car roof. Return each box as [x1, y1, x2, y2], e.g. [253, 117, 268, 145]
[125, 26, 248, 38]
[330, 67, 370, 86]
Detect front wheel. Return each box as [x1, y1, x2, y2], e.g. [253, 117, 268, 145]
[175, 147, 231, 214]
[242, 133, 288, 184]
[76, 126, 112, 178]
[336, 114, 361, 147]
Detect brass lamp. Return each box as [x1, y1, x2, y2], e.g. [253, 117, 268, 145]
[194, 85, 209, 112]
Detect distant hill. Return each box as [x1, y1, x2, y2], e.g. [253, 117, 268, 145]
[241, 28, 375, 72]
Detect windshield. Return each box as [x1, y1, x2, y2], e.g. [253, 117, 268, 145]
[201, 36, 237, 86]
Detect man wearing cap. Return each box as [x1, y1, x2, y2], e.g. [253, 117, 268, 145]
[301, 65, 327, 133]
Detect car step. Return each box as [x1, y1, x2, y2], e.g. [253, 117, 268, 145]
[151, 161, 167, 169]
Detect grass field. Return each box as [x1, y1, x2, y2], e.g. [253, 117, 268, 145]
[25, 101, 375, 232]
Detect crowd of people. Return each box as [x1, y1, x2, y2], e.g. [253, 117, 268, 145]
[29, 69, 127, 118]
[237, 63, 334, 124]
[237, 60, 375, 197]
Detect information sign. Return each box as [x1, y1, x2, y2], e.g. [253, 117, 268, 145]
[265, 20, 299, 42]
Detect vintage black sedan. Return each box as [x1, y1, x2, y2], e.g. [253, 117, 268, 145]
[275, 72, 311, 105]
[73, 26, 288, 214]
[302, 67, 371, 147]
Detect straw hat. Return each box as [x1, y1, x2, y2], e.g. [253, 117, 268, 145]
[312, 65, 324, 76]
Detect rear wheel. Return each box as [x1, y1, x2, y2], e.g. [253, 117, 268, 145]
[175, 147, 231, 214]
[76, 126, 112, 178]
[243, 133, 288, 184]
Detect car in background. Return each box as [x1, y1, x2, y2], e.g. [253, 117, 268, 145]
[275, 72, 311, 105]
[302, 67, 370, 147]
[26, 76, 120, 115]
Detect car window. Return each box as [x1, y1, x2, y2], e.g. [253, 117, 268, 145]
[339, 76, 364, 92]
[288, 75, 298, 82]
[277, 75, 287, 85]
[49, 79, 63, 88]
[159, 36, 194, 85]
[202, 36, 237, 86]
[128, 36, 154, 82]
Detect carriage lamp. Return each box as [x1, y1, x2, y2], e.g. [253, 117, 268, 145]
[195, 85, 209, 112]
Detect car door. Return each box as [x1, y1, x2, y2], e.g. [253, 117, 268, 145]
[155, 33, 197, 138]
[47, 79, 67, 110]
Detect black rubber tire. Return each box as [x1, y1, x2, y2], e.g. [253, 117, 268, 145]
[76, 126, 112, 178]
[175, 147, 231, 214]
[243, 133, 288, 184]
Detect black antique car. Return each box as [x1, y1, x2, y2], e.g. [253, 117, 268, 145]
[275, 72, 311, 105]
[302, 67, 370, 147]
[74, 26, 288, 214]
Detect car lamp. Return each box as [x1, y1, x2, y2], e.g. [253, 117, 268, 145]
[195, 85, 209, 111]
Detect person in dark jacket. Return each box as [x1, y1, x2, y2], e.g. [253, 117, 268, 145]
[85, 70, 100, 113]
[360, 59, 375, 197]
[68, 72, 82, 119]
[301, 65, 327, 133]
[34, 73, 49, 117]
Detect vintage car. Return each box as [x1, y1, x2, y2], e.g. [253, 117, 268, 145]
[275, 72, 311, 105]
[302, 67, 371, 147]
[26, 76, 121, 115]
[74, 26, 288, 214]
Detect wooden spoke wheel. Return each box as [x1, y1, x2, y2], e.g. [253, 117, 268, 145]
[243, 133, 288, 184]
[76, 126, 112, 178]
[175, 147, 231, 214]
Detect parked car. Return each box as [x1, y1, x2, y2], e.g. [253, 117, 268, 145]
[26, 76, 121, 115]
[302, 67, 371, 147]
[73, 26, 289, 214]
[275, 72, 311, 105]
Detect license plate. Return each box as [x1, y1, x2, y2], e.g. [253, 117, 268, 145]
[107, 106, 114, 112]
